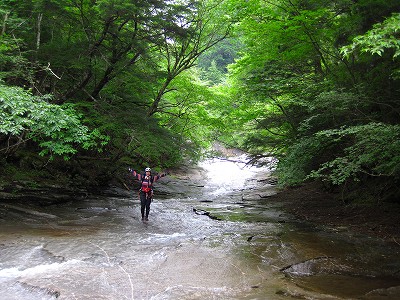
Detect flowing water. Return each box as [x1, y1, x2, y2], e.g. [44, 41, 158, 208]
[1, 157, 400, 299]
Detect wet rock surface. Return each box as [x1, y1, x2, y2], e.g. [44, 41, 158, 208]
[0, 159, 400, 299]
[272, 181, 400, 244]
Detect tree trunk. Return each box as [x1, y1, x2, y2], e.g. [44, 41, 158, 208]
[2, 12, 9, 35]
[147, 77, 173, 116]
[36, 13, 43, 50]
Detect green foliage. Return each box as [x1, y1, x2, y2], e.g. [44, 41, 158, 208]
[0, 83, 108, 159]
[309, 123, 400, 184]
[200, 60, 225, 85]
[71, 70, 188, 169]
[0, 0, 235, 185]
[125, 124, 183, 169]
[155, 68, 218, 160]
[2, 0, 400, 201]
[276, 135, 330, 186]
[0, 34, 34, 84]
[341, 13, 400, 59]
[198, 38, 240, 85]
[218, 0, 400, 204]
[298, 91, 369, 135]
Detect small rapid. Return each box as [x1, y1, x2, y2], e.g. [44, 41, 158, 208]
[1, 157, 400, 299]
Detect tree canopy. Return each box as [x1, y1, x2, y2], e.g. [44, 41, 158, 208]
[1, 0, 399, 202]
[215, 0, 400, 202]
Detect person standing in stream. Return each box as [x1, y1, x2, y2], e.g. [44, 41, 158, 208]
[128, 167, 167, 221]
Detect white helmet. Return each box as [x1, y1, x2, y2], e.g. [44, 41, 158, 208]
[145, 167, 151, 172]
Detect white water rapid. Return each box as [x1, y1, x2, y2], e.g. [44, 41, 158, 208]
[1, 157, 399, 299]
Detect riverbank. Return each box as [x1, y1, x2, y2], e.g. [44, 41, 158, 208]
[169, 162, 400, 244]
[2, 163, 400, 247]
[271, 181, 400, 245]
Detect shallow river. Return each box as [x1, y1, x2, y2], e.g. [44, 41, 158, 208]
[1, 158, 400, 299]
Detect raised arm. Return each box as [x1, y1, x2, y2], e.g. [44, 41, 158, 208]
[153, 172, 168, 182]
[128, 168, 142, 181]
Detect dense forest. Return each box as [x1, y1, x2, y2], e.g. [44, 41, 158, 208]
[1, 0, 399, 203]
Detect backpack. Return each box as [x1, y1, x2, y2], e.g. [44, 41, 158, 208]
[141, 175, 153, 193]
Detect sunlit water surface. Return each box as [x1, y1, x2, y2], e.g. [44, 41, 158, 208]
[1, 157, 400, 299]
